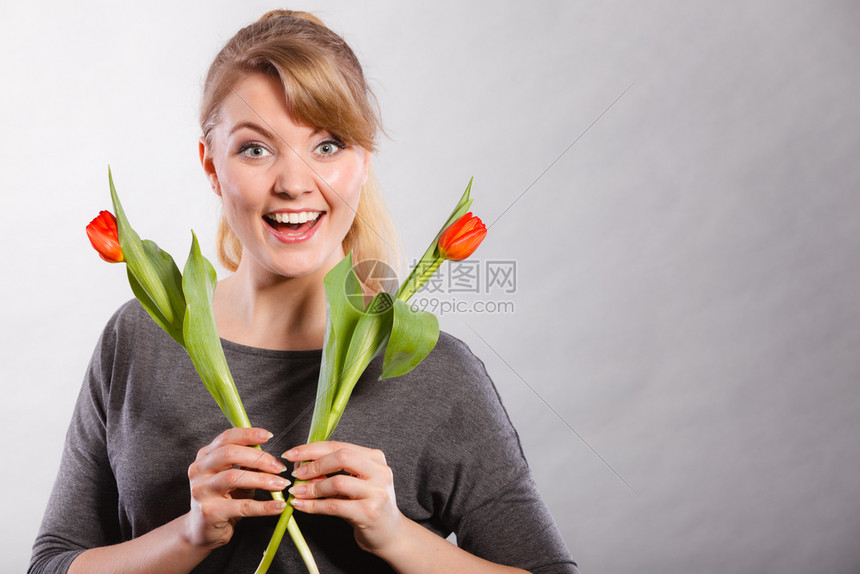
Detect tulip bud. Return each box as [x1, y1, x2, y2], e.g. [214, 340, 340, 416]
[86, 210, 124, 263]
[437, 212, 487, 261]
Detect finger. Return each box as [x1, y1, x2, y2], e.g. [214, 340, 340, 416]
[215, 467, 290, 495]
[199, 443, 288, 476]
[229, 497, 289, 518]
[283, 441, 390, 480]
[201, 428, 274, 457]
[283, 441, 385, 465]
[289, 494, 397, 526]
[289, 473, 374, 501]
[194, 467, 289, 499]
[292, 448, 387, 480]
[290, 496, 362, 521]
[199, 496, 288, 521]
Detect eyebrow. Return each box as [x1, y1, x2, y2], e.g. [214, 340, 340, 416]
[229, 121, 277, 140]
[228, 120, 328, 144]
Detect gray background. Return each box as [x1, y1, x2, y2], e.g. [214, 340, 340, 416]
[2, 1, 859, 572]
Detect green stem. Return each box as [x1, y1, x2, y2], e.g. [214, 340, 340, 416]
[248, 446, 318, 574]
[395, 177, 474, 303]
[222, 385, 253, 430]
[287, 511, 317, 572]
[324, 332, 391, 438]
[256, 179, 475, 570]
[255, 482, 317, 574]
[396, 256, 443, 303]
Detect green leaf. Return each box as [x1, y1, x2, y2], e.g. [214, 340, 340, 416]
[416, 177, 475, 268]
[325, 292, 395, 437]
[323, 252, 366, 344]
[396, 178, 474, 302]
[125, 240, 185, 345]
[109, 167, 186, 343]
[308, 252, 366, 443]
[380, 298, 439, 380]
[344, 292, 394, 369]
[181, 231, 250, 428]
[323, 253, 366, 396]
[439, 176, 475, 235]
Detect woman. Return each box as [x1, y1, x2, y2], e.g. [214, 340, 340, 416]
[30, 10, 577, 573]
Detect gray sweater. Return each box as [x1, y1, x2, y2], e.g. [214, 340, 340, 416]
[30, 300, 577, 573]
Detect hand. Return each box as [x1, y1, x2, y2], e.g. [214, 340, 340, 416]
[283, 441, 405, 554]
[185, 427, 289, 549]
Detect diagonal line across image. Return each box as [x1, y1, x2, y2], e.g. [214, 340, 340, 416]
[487, 81, 636, 231]
[465, 321, 636, 493]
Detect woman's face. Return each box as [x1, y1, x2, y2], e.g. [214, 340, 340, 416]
[200, 72, 369, 284]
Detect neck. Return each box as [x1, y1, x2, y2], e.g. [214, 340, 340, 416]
[213, 261, 330, 352]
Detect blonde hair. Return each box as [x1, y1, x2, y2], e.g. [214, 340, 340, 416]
[201, 9, 401, 288]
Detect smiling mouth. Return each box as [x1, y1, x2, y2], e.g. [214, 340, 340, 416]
[263, 211, 325, 236]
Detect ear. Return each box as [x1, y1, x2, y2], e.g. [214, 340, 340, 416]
[199, 137, 221, 196]
[361, 148, 371, 187]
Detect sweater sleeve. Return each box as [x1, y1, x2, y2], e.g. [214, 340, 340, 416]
[418, 334, 579, 574]
[29, 315, 123, 573]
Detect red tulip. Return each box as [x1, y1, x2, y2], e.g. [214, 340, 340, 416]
[437, 212, 487, 261]
[86, 210, 124, 263]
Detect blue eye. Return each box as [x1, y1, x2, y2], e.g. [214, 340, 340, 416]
[315, 140, 345, 157]
[240, 144, 272, 158]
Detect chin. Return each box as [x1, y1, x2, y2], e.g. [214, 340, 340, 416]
[265, 252, 335, 281]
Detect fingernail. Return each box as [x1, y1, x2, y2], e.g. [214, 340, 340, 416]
[288, 484, 307, 496]
[258, 430, 274, 440]
[273, 461, 288, 473]
[273, 500, 287, 511]
[271, 477, 288, 489]
[282, 449, 298, 460]
[290, 498, 305, 509]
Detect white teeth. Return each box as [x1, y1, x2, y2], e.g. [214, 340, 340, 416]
[267, 211, 322, 223]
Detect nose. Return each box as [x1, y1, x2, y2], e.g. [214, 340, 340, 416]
[273, 148, 315, 198]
